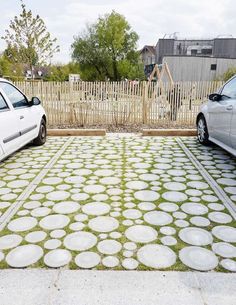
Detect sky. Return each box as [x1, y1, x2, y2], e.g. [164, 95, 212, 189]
[0, 0, 235, 64]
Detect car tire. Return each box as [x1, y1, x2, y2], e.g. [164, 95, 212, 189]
[197, 115, 210, 145]
[33, 118, 47, 146]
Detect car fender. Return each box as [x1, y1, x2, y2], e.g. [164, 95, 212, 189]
[197, 102, 210, 125]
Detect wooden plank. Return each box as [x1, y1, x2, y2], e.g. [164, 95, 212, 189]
[47, 129, 106, 136]
[142, 129, 197, 136]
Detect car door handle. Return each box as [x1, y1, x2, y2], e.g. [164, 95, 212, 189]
[226, 105, 233, 111]
[19, 115, 24, 120]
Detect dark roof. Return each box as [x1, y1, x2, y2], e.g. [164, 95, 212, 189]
[140, 45, 156, 55]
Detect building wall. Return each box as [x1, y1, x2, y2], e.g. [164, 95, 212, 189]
[163, 56, 236, 81]
[213, 38, 236, 58]
[156, 39, 175, 64]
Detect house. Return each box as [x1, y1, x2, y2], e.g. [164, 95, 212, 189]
[140, 45, 156, 78]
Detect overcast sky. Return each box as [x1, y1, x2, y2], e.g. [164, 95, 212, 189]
[0, 0, 235, 63]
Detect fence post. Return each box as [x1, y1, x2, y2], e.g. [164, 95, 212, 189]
[142, 81, 148, 124]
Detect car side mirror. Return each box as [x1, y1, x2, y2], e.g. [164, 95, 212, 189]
[209, 93, 222, 102]
[30, 97, 41, 106]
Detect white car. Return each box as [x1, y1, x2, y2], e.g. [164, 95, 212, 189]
[0, 78, 47, 161]
[197, 75, 236, 156]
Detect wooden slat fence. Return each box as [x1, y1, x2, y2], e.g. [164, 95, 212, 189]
[14, 81, 223, 128]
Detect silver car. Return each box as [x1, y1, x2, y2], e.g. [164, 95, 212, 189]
[197, 75, 236, 156]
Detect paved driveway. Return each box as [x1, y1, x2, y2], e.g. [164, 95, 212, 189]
[0, 135, 235, 271]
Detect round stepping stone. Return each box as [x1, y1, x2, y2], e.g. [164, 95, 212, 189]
[175, 220, 189, 228]
[123, 209, 142, 219]
[185, 189, 202, 197]
[69, 222, 85, 231]
[179, 227, 213, 246]
[74, 214, 88, 222]
[83, 185, 106, 194]
[64, 176, 85, 184]
[75, 252, 100, 268]
[64, 232, 97, 251]
[159, 202, 178, 212]
[94, 170, 114, 177]
[0, 202, 11, 209]
[122, 258, 139, 270]
[202, 195, 218, 202]
[217, 178, 236, 186]
[161, 236, 177, 246]
[181, 202, 208, 215]
[110, 232, 122, 239]
[144, 211, 173, 226]
[137, 244, 176, 269]
[160, 226, 176, 235]
[44, 239, 61, 250]
[39, 215, 70, 230]
[23, 201, 41, 210]
[190, 216, 210, 227]
[124, 242, 137, 251]
[179, 246, 218, 271]
[187, 181, 209, 190]
[8, 217, 37, 232]
[102, 256, 119, 268]
[7, 180, 29, 188]
[107, 188, 123, 196]
[97, 240, 122, 255]
[0, 251, 4, 262]
[220, 259, 236, 272]
[53, 201, 80, 214]
[88, 216, 119, 232]
[126, 181, 148, 190]
[208, 212, 232, 224]
[82, 202, 110, 216]
[92, 194, 109, 201]
[46, 191, 70, 201]
[134, 190, 160, 201]
[139, 174, 159, 181]
[212, 242, 236, 258]
[25, 231, 47, 243]
[71, 193, 89, 201]
[125, 225, 157, 243]
[167, 170, 186, 176]
[138, 202, 156, 211]
[0, 234, 22, 250]
[212, 226, 236, 242]
[133, 163, 151, 169]
[164, 182, 186, 191]
[162, 191, 187, 202]
[208, 203, 225, 211]
[44, 249, 72, 268]
[6, 245, 43, 268]
[42, 177, 63, 185]
[31, 207, 51, 217]
[100, 177, 121, 185]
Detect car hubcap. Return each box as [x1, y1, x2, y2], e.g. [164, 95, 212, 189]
[41, 124, 46, 139]
[198, 119, 205, 142]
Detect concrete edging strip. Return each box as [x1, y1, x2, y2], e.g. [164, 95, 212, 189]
[177, 137, 236, 219]
[142, 129, 197, 136]
[47, 129, 106, 136]
[0, 137, 74, 231]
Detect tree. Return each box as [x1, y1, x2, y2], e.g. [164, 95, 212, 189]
[72, 11, 145, 81]
[44, 62, 81, 81]
[1, 1, 59, 78]
[222, 67, 236, 81]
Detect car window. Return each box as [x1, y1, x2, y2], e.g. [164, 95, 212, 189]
[0, 82, 29, 108]
[221, 77, 236, 99]
[0, 93, 9, 111]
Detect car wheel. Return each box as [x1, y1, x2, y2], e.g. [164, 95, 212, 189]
[197, 115, 210, 145]
[33, 118, 47, 146]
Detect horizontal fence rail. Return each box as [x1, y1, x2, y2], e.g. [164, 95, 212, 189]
[14, 81, 223, 128]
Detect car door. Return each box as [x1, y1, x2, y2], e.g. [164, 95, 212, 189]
[230, 101, 236, 149]
[0, 82, 38, 145]
[0, 90, 21, 157]
[208, 77, 236, 147]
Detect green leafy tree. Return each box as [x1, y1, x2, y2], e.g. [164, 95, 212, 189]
[44, 62, 81, 81]
[72, 11, 144, 81]
[222, 67, 236, 81]
[2, 1, 59, 78]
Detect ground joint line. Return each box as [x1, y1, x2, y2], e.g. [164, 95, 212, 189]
[176, 137, 236, 220]
[0, 137, 74, 231]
